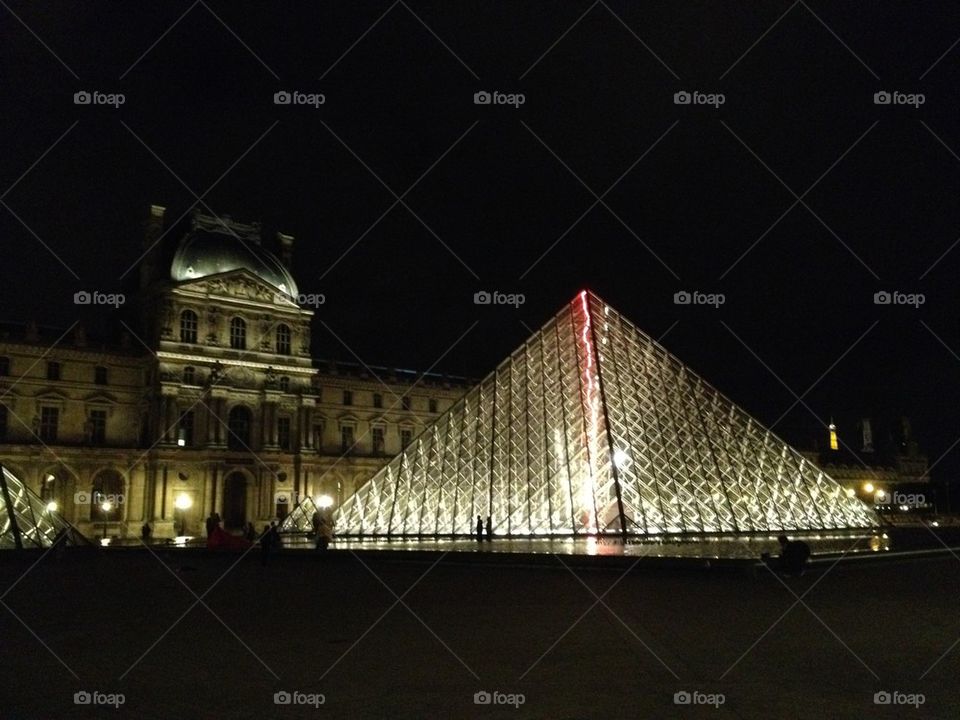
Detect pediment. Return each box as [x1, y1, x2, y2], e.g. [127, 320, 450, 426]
[174, 269, 294, 306]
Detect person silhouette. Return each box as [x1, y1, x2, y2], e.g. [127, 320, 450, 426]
[485, 515, 492, 541]
[475, 515, 483, 543]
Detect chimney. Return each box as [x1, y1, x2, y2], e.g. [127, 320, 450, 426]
[140, 204, 166, 289]
[277, 232, 294, 269]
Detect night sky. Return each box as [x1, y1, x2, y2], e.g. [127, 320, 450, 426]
[2, 2, 959, 481]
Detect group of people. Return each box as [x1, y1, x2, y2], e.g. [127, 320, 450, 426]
[311, 509, 334, 551]
[475, 515, 493, 542]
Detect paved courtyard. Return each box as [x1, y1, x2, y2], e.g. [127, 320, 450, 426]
[1, 547, 958, 719]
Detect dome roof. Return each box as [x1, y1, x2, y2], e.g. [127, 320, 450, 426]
[170, 216, 298, 298]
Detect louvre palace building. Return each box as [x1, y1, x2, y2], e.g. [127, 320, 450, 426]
[0, 205, 470, 539]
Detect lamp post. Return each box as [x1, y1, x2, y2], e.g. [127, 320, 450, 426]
[174, 493, 193, 537]
[100, 500, 112, 540]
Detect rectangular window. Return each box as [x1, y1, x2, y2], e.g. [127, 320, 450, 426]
[400, 428, 412, 448]
[39, 407, 59, 442]
[94, 366, 108, 385]
[401, 396, 411, 411]
[312, 424, 324, 450]
[429, 398, 438, 413]
[277, 417, 291, 450]
[178, 410, 194, 447]
[372, 393, 382, 409]
[343, 390, 352, 406]
[0, 357, 9, 376]
[372, 426, 385, 455]
[340, 425, 354, 453]
[89, 410, 107, 445]
[46, 361, 60, 381]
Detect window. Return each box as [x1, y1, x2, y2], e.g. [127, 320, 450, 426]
[401, 396, 411, 411]
[178, 410, 194, 447]
[372, 393, 383, 409]
[400, 428, 412, 448]
[279, 376, 290, 392]
[0, 357, 9, 376]
[46, 361, 60, 381]
[429, 398, 438, 413]
[39, 407, 59, 442]
[227, 406, 252, 450]
[372, 426, 385, 455]
[276, 324, 291, 355]
[277, 417, 291, 450]
[229, 317, 246, 350]
[89, 410, 107, 445]
[90, 470, 123, 522]
[340, 425, 354, 453]
[312, 424, 324, 450]
[180, 310, 198, 343]
[183, 366, 195, 384]
[0, 406, 6, 440]
[94, 366, 108, 385]
[343, 389, 353, 406]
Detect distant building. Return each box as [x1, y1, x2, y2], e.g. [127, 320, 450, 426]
[796, 416, 934, 518]
[0, 206, 470, 538]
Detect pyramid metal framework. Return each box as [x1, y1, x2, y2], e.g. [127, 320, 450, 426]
[336, 292, 878, 537]
[279, 496, 322, 533]
[0, 464, 89, 549]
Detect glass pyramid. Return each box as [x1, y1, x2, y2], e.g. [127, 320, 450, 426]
[279, 496, 322, 533]
[335, 291, 878, 537]
[0, 464, 89, 549]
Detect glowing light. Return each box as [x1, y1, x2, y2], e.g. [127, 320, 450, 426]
[100, 501, 113, 513]
[315, 494, 334, 509]
[844, 488, 855, 498]
[174, 493, 193, 510]
[44, 474, 55, 483]
[45, 501, 58, 513]
[863, 482, 874, 494]
[828, 422, 838, 451]
[874, 489, 887, 503]
[613, 449, 630, 469]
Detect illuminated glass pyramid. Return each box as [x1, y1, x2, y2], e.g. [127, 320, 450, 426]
[1, 464, 88, 549]
[336, 291, 878, 537]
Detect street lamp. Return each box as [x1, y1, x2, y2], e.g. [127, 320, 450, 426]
[100, 500, 112, 539]
[45, 500, 58, 513]
[174, 492, 193, 536]
[315, 494, 334, 509]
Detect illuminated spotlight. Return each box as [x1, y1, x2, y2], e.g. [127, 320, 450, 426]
[44, 474, 55, 483]
[932, 521, 940, 527]
[315, 494, 334, 509]
[844, 488, 856, 498]
[45, 501, 58, 513]
[899, 504, 909, 512]
[612, 449, 630, 469]
[874, 490, 887, 503]
[100, 501, 113, 513]
[174, 493, 193, 510]
[863, 482, 875, 494]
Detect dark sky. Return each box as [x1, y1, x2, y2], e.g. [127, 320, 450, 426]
[2, 2, 959, 481]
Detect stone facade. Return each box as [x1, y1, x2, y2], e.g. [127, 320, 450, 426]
[0, 206, 469, 539]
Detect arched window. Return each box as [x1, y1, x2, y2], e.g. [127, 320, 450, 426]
[180, 310, 198, 343]
[90, 469, 123, 522]
[183, 366, 195, 385]
[229, 317, 246, 350]
[227, 406, 252, 450]
[276, 324, 291, 355]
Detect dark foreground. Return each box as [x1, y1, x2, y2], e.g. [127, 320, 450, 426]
[1, 547, 958, 719]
